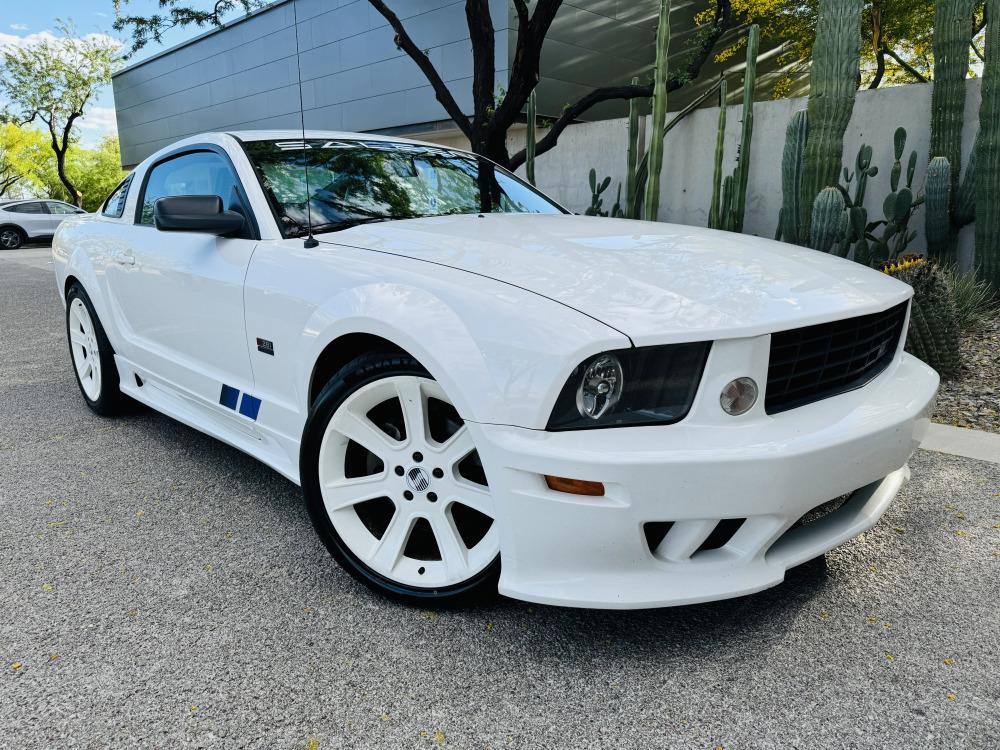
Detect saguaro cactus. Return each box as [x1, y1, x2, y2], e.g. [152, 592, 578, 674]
[643, 0, 671, 221]
[977, 0, 1000, 289]
[779, 109, 809, 244]
[525, 89, 537, 186]
[930, 0, 976, 200]
[926, 156, 952, 259]
[800, 0, 862, 238]
[730, 24, 759, 232]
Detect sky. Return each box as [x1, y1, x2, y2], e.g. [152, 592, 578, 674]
[1, 1, 221, 147]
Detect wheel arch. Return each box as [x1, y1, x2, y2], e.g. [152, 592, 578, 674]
[307, 332, 414, 406]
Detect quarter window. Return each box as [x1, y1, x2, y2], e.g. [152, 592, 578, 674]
[102, 175, 133, 218]
[138, 151, 239, 226]
[7, 202, 45, 214]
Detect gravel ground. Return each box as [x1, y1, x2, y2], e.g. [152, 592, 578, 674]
[933, 316, 1000, 434]
[2, 249, 1000, 750]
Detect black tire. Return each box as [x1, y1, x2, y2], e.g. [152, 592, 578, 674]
[300, 351, 500, 606]
[65, 283, 132, 416]
[0, 226, 25, 250]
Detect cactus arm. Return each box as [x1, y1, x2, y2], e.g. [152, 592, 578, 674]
[779, 109, 809, 244]
[955, 140, 977, 227]
[926, 156, 953, 261]
[709, 78, 728, 230]
[800, 0, 862, 238]
[731, 24, 759, 232]
[626, 76, 640, 218]
[930, 0, 976, 200]
[643, 0, 671, 222]
[976, 0, 1000, 289]
[525, 89, 537, 186]
[809, 186, 847, 253]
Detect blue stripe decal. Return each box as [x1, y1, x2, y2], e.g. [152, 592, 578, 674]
[239, 394, 262, 421]
[219, 384, 239, 410]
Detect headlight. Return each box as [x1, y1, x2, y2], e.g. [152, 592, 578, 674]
[547, 343, 711, 430]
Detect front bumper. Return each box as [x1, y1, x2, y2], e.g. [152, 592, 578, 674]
[469, 351, 939, 609]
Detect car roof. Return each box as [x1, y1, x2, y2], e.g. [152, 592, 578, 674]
[225, 129, 443, 149]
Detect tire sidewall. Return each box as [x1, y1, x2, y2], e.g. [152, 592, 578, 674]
[1, 227, 24, 250]
[66, 284, 124, 416]
[300, 353, 500, 605]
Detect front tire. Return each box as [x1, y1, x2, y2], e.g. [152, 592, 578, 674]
[65, 284, 130, 416]
[301, 352, 500, 605]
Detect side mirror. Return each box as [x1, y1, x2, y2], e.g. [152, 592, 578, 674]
[153, 195, 244, 236]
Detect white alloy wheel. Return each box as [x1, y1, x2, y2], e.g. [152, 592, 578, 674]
[68, 297, 102, 401]
[317, 375, 499, 589]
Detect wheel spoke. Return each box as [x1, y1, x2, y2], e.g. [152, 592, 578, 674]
[70, 329, 87, 347]
[330, 408, 399, 459]
[322, 474, 390, 513]
[438, 425, 475, 469]
[430, 513, 468, 578]
[449, 481, 493, 518]
[368, 511, 411, 572]
[394, 378, 427, 445]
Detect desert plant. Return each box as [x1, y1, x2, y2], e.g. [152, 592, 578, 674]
[525, 89, 537, 186]
[883, 258, 963, 378]
[643, 0, 671, 221]
[778, 110, 809, 243]
[976, 0, 1000, 289]
[585, 168, 613, 216]
[626, 76, 641, 218]
[925, 156, 952, 258]
[729, 24, 759, 232]
[809, 187, 848, 254]
[946, 266, 998, 331]
[799, 0, 863, 240]
[708, 78, 728, 230]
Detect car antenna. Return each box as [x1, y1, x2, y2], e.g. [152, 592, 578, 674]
[292, 0, 319, 249]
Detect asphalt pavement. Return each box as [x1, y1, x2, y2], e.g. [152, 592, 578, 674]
[1, 248, 998, 749]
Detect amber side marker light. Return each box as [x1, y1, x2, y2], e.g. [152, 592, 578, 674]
[544, 475, 605, 496]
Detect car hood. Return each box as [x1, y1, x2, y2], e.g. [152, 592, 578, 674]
[321, 213, 912, 345]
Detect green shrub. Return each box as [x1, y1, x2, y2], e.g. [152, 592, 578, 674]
[945, 267, 998, 332]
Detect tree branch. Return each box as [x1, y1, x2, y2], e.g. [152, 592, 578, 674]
[509, 83, 652, 170]
[366, 0, 472, 140]
[465, 0, 496, 146]
[509, 0, 735, 169]
[881, 46, 928, 83]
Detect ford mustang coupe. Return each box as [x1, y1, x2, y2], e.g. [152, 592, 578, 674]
[52, 130, 939, 608]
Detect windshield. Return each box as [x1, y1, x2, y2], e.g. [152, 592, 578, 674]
[241, 138, 564, 238]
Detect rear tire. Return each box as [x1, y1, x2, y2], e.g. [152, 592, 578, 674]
[0, 226, 25, 250]
[300, 352, 500, 606]
[65, 284, 131, 416]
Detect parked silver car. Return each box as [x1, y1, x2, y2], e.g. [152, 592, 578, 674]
[0, 200, 87, 249]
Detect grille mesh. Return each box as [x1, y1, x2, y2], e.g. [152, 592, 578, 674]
[765, 302, 908, 414]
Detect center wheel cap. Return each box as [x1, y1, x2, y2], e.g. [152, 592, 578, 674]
[405, 466, 431, 492]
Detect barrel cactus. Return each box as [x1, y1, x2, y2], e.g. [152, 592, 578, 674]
[883, 258, 963, 378]
[809, 187, 848, 254]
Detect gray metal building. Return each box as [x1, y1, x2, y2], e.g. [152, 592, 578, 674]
[112, 0, 780, 168]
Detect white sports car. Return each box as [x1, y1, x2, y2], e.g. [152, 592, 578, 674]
[52, 130, 939, 609]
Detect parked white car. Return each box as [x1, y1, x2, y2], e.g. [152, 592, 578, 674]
[0, 199, 87, 249]
[52, 131, 938, 608]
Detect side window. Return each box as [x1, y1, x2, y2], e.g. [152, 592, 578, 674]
[48, 202, 79, 215]
[138, 151, 238, 226]
[15, 202, 46, 214]
[102, 175, 133, 218]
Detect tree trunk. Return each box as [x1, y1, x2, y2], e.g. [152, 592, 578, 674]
[869, 9, 885, 89]
[55, 148, 82, 207]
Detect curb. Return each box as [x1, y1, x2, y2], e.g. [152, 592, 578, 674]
[921, 423, 1000, 465]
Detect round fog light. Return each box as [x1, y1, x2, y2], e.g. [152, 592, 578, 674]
[720, 377, 758, 416]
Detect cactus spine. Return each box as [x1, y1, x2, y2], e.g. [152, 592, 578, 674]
[730, 24, 759, 232]
[525, 89, 537, 186]
[779, 109, 809, 244]
[976, 0, 1000, 289]
[930, 0, 976, 201]
[643, 0, 671, 221]
[926, 156, 952, 259]
[800, 0, 862, 239]
[626, 76, 640, 218]
[708, 78, 728, 230]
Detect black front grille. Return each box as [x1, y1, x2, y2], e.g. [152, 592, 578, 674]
[765, 302, 908, 414]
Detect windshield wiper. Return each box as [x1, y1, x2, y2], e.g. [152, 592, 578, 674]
[312, 216, 400, 233]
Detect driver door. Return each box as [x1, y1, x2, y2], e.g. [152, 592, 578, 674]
[105, 148, 259, 427]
